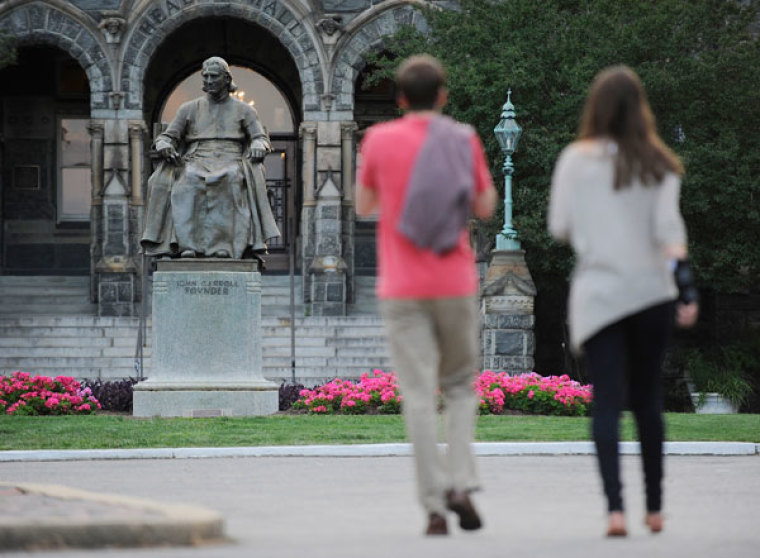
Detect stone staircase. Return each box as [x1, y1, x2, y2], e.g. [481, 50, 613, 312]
[0, 276, 96, 315]
[0, 275, 390, 385]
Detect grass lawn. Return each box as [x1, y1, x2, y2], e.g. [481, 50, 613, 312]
[0, 413, 758, 451]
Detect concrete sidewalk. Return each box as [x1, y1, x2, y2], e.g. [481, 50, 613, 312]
[1, 451, 758, 557]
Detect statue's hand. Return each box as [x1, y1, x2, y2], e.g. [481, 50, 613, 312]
[247, 148, 266, 163]
[247, 139, 269, 163]
[159, 145, 182, 165]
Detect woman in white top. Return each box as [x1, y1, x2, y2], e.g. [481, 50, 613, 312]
[549, 65, 698, 537]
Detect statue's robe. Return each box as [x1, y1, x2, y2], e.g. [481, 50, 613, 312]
[141, 95, 280, 258]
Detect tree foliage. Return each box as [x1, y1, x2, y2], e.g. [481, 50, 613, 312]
[368, 0, 760, 294]
[0, 27, 16, 70]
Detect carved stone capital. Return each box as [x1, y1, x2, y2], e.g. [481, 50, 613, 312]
[87, 121, 105, 138]
[99, 16, 125, 44]
[128, 121, 148, 138]
[299, 122, 318, 140]
[340, 121, 358, 140]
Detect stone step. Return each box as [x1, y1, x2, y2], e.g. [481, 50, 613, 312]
[0, 286, 92, 296]
[261, 356, 393, 368]
[0, 303, 98, 315]
[0, 326, 140, 338]
[0, 356, 141, 369]
[0, 346, 153, 359]
[0, 337, 115, 348]
[0, 316, 142, 327]
[0, 276, 90, 287]
[263, 336, 328, 347]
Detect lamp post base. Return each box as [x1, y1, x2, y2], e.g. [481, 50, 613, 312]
[495, 234, 521, 251]
[480, 249, 536, 373]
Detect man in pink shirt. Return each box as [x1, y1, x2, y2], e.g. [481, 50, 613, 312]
[356, 55, 497, 536]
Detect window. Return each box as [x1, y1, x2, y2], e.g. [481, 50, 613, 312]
[58, 118, 91, 221]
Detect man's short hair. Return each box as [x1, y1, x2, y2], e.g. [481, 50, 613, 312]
[395, 55, 447, 111]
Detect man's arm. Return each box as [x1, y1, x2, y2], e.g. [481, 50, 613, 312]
[472, 185, 497, 219]
[356, 181, 379, 216]
[469, 134, 497, 219]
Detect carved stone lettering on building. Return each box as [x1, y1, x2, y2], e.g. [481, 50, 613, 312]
[137, 0, 199, 35]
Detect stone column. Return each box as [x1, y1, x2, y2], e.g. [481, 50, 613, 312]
[341, 122, 358, 304]
[300, 122, 317, 305]
[88, 121, 105, 303]
[340, 122, 357, 205]
[95, 117, 137, 316]
[309, 171, 347, 316]
[301, 119, 356, 313]
[128, 122, 146, 206]
[128, 121, 148, 314]
[480, 250, 537, 373]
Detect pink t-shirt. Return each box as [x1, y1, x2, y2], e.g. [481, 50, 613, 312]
[358, 114, 494, 299]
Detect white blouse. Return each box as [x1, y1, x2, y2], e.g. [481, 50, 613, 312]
[548, 140, 687, 353]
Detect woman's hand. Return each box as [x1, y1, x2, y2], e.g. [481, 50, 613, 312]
[676, 302, 698, 328]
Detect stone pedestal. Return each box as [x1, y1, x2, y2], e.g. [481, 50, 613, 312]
[481, 250, 537, 373]
[133, 259, 277, 417]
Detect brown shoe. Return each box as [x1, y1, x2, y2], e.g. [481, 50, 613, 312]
[425, 513, 448, 536]
[645, 512, 664, 533]
[606, 511, 627, 537]
[445, 490, 482, 531]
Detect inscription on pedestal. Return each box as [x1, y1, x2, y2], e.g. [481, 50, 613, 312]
[150, 269, 264, 382]
[176, 279, 238, 296]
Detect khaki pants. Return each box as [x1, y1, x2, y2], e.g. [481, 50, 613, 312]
[380, 296, 481, 515]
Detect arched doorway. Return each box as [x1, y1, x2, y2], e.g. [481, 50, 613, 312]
[142, 17, 302, 271]
[0, 46, 91, 275]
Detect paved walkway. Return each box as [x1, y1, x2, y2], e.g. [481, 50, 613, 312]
[1, 446, 758, 557]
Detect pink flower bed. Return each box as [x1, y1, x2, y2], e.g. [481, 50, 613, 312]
[0, 371, 101, 416]
[292, 370, 403, 414]
[476, 371, 592, 416]
[293, 370, 593, 416]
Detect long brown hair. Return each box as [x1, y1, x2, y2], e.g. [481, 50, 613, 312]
[579, 65, 684, 189]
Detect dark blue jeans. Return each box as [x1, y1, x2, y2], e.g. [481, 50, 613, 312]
[584, 301, 674, 513]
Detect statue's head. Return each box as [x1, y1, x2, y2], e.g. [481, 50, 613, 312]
[201, 56, 238, 96]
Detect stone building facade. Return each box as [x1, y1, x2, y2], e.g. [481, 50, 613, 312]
[0, 0, 535, 373]
[0, 0, 432, 316]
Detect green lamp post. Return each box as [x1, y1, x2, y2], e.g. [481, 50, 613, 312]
[493, 89, 523, 251]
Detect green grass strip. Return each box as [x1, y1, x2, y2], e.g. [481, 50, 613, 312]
[0, 413, 758, 451]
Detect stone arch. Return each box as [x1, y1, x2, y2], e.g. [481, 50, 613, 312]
[121, 0, 324, 113]
[331, 2, 428, 112]
[0, 2, 112, 110]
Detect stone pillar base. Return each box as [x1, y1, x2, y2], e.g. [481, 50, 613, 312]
[309, 256, 347, 316]
[480, 250, 537, 374]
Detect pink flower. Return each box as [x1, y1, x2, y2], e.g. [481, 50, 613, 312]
[44, 397, 60, 409]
